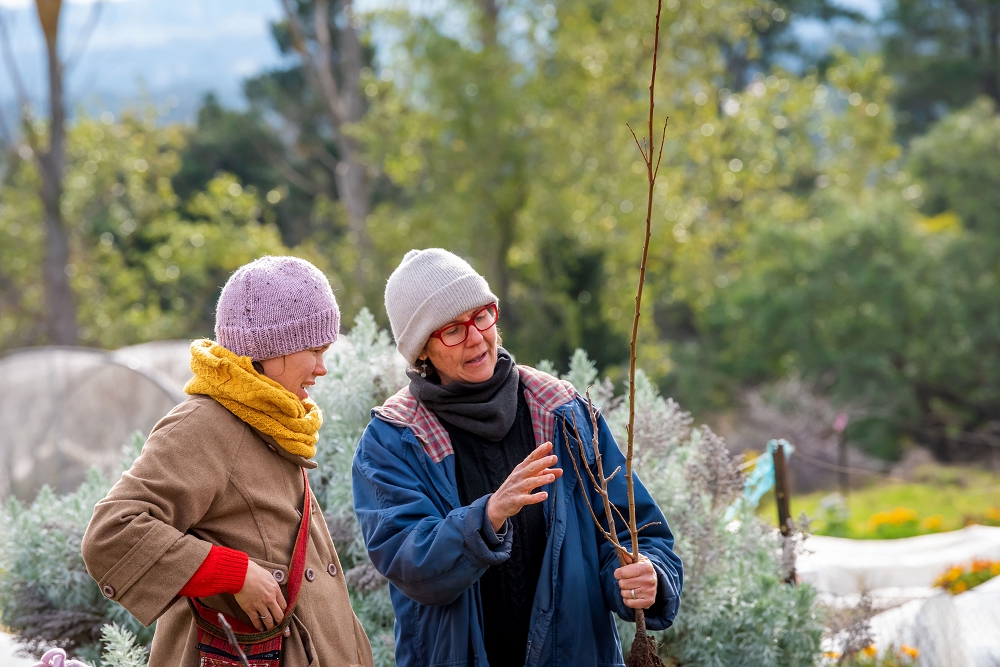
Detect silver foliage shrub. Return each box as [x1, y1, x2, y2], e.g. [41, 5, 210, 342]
[599, 363, 825, 666]
[308, 308, 407, 666]
[1, 316, 823, 667]
[0, 436, 153, 664]
[98, 624, 149, 667]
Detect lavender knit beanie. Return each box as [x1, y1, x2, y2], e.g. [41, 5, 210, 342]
[384, 248, 498, 364]
[215, 256, 340, 361]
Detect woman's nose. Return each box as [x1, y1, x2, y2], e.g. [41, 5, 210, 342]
[466, 324, 484, 346]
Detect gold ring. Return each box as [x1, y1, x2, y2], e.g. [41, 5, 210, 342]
[630, 589, 636, 599]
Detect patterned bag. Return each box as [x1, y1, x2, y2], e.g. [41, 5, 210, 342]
[188, 467, 313, 667]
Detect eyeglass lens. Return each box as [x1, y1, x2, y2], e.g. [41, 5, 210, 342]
[440, 306, 498, 346]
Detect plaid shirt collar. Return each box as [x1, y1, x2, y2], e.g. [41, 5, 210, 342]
[372, 365, 578, 463]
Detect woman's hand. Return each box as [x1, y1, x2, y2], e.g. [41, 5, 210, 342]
[234, 561, 288, 631]
[486, 442, 563, 531]
[614, 552, 658, 610]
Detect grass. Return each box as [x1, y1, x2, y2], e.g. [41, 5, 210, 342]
[757, 463, 1000, 538]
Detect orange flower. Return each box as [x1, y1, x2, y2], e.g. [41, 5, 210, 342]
[971, 559, 991, 573]
[920, 515, 944, 531]
[868, 507, 919, 529]
[901, 645, 919, 658]
[824, 651, 841, 659]
[862, 645, 877, 657]
[954, 580, 968, 593]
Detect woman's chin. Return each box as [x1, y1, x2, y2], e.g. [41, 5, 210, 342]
[462, 358, 496, 383]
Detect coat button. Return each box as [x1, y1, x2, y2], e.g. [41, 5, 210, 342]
[327, 563, 337, 576]
[272, 569, 285, 584]
[305, 568, 315, 582]
[102, 585, 115, 598]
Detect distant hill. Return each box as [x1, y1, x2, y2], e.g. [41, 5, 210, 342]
[0, 0, 288, 125]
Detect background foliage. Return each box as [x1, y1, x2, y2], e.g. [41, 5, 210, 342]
[3, 1, 1000, 462]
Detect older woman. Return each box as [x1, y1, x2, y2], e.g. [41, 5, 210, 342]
[82, 256, 374, 667]
[353, 248, 682, 667]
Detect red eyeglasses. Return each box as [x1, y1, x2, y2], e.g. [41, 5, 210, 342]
[429, 304, 499, 347]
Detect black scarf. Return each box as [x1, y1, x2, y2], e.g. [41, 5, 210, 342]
[407, 347, 520, 441]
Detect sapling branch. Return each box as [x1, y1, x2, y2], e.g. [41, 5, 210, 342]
[562, 419, 628, 563]
[564, 1, 668, 663]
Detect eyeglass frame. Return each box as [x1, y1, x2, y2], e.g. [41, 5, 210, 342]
[428, 303, 500, 347]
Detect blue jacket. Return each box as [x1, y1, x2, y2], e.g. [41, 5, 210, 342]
[352, 367, 682, 667]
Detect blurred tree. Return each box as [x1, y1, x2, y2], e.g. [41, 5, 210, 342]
[355, 0, 899, 377]
[1, 1, 71, 343]
[905, 97, 1000, 457]
[172, 93, 321, 247]
[678, 97, 1000, 460]
[274, 0, 375, 296]
[0, 111, 289, 351]
[881, 0, 1000, 135]
[720, 0, 868, 90]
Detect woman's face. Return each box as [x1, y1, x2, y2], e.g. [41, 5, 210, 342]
[420, 306, 498, 385]
[260, 345, 330, 401]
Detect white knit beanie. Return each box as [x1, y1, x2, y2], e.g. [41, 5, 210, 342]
[384, 248, 498, 364]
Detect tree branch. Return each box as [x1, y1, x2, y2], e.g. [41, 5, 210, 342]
[626, 122, 648, 164]
[312, 0, 347, 127]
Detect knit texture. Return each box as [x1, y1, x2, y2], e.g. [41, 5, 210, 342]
[216, 255, 340, 361]
[185, 339, 323, 458]
[384, 248, 498, 364]
[179, 545, 249, 598]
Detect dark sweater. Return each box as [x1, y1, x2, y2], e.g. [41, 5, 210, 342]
[441, 382, 548, 667]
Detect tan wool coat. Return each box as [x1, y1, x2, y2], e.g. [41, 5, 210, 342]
[82, 395, 374, 667]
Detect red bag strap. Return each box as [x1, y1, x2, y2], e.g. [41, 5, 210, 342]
[189, 467, 313, 643]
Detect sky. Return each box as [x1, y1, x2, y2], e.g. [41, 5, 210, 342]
[0, 0, 289, 124]
[0, 0, 883, 129]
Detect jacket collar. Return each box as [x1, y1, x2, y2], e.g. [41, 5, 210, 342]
[252, 428, 318, 469]
[372, 365, 579, 463]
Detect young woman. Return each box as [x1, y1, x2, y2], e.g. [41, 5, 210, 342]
[83, 256, 374, 667]
[352, 248, 683, 667]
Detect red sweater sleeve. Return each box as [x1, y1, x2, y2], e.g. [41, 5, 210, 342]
[178, 545, 249, 598]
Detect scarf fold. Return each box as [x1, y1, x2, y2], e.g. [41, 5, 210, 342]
[407, 347, 520, 442]
[184, 339, 322, 459]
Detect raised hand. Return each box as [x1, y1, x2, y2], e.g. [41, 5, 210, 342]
[486, 441, 563, 531]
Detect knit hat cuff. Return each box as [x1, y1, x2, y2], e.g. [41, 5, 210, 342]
[217, 307, 340, 361]
[396, 273, 497, 364]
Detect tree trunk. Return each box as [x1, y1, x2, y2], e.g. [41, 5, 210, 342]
[478, 0, 499, 47]
[34, 0, 77, 345]
[476, 0, 521, 311]
[280, 0, 372, 297]
[314, 0, 372, 293]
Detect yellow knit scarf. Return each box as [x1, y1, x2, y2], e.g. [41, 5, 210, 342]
[184, 339, 322, 458]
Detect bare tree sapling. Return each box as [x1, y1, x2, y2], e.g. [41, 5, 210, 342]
[564, 2, 669, 665]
